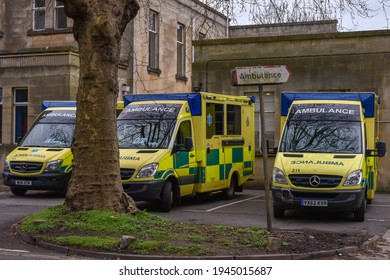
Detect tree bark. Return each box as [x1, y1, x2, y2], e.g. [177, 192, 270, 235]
[62, 0, 139, 213]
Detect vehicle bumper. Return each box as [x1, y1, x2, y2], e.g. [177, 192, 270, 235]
[122, 180, 164, 201]
[2, 171, 70, 191]
[272, 186, 365, 212]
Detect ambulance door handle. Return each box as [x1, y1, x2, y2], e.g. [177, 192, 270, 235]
[189, 153, 195, 158]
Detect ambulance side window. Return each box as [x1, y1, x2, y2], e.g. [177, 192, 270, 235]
[175, 120, 192, 151]
[227, 105, 241, 135]
[206, 103, 224, 139]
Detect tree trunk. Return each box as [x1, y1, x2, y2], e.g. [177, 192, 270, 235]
[62, 0, 139, 213]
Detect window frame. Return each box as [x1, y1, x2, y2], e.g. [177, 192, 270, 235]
[148, 10, 160, 73]
[13, 88, 29, 144]
[247, 92, 275, 153]
[54, 0, 67, 30]
[176, 23, 186, 80]
[33, 0, 46, 31]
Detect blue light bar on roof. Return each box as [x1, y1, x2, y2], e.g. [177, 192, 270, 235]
[41, 101, 77, 111]
[281, 92, 376, 117]
[124, 93, 202, 116]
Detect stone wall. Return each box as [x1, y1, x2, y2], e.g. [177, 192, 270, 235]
[127, 0, 227, 94]
[229, 20, 338, 38]
[0, 49, 79, 143]
[193, 30, 390, 191]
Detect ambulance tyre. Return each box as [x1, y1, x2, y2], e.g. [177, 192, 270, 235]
[273, 205, 285, 218]
[10, 187, 27, 196]
[160, 181, 172, 212]
[353, 195, 366, 222]
[222, 174, 237, 199]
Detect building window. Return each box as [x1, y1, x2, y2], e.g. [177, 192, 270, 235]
[148, 10, 159, 72]
[33, 0, 46, 31]
[0, 88, 2, 143]
[14, 89, 28, 143]
[249, 92, 275, 152]
[54, 1, 67, 29]
[176, 23, 186, 79]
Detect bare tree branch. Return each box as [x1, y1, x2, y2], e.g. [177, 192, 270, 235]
[200, 0, 386, 30]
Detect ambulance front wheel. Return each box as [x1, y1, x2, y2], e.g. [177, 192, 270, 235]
[10, 187, 27, 196]
[353, 195, 366, 222]
[160, 181, 172, 212]
[273, 205, 285, 218]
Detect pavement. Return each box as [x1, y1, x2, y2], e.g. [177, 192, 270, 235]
[325, 229, 390, 260]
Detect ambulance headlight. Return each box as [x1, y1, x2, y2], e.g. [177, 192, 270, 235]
[344, 170, 362, 186]
[273, 167, 288, 185]
[45, 159, 63, 172]
[137, 163, 158, 178]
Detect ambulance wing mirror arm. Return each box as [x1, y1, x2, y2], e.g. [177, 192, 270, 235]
[366, 141, 387, 157]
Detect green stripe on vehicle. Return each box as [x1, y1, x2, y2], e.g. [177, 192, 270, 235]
[232, 147, 243, 163]
[207, 149, 219, 166]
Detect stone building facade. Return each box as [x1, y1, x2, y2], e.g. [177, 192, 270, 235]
[229, 20, 338, 38]
[192, 27, 390, 191]
[0, 0, 227, 165]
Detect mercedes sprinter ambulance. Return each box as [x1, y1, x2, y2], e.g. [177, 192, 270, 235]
[272, 92, 386, 221]
[118, 92, 255, 211]
[3, 101, 76, 196]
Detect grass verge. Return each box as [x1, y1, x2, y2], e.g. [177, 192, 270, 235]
[19, 205, 269, 256]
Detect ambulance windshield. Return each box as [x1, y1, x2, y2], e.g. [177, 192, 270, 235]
[117, 103, 180, 149]
[20, 110, 76, 148]
[279, 104, 363, 154]
[117, 120, 176, 149]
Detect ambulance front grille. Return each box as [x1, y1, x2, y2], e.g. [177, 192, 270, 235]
[120, 168, 135, 180]
[289, 174, 342, 188]
[10, 162, 43, 173]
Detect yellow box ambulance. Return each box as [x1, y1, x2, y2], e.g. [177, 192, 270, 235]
[3, 101, 76, 196]
[118, 92, 255, 211]
[272, 92, 386, 221]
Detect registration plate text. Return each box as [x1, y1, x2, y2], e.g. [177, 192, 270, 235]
[15, 180, 32, 186]
[301, 200, 328, 207]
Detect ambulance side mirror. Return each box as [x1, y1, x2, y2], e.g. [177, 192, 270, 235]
[366, 141, 387, 157]
[268, 147, 278, 155]
[173, 137, 193, 154]
[184, 137, 193, 151]
[378, 141, 387, 157]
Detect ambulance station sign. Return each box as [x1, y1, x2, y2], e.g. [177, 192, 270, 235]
[232, 65, 290, 86]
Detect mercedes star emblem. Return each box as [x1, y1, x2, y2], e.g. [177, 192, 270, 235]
[309, 175, 321, 187]
[20, 163, 28, 172]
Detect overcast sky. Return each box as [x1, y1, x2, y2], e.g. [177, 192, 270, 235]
[343, 0, 390, 31]
[233, 0, 390, 31]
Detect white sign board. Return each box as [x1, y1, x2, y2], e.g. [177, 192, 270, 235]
[232, 65, 290, 86]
